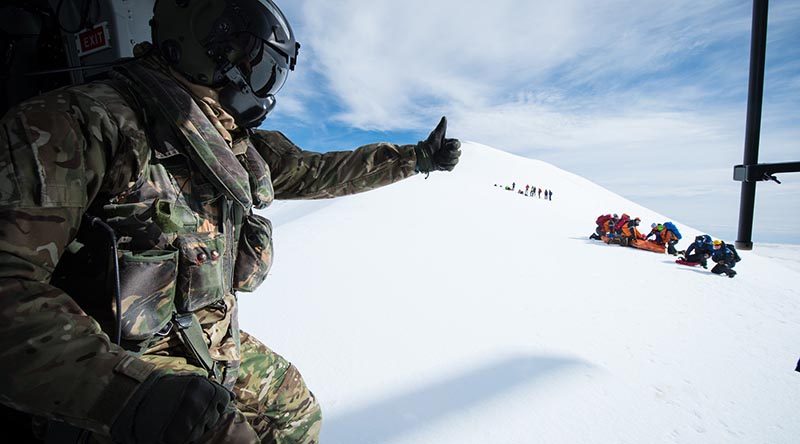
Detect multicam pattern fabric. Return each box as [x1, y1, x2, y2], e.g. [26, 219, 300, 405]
[0, 56, 417, 441]
[117, 249, 179, 340]
[235, 332, 321, 444]
[233, 213, 274, 292]
[125, 61, 253, 209]
[0, 82, 154, 435]
[252, 130, 417, 200]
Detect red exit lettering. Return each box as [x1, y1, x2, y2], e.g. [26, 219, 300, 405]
[76, 22, 111, 56]
[79, 27, 106, 52]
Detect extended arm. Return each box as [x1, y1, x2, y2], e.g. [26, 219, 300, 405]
[252, 117, 460, 200]
[250, 130, 417, 199]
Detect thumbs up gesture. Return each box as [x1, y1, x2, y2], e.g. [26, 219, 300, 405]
[414, 116, 461, 173]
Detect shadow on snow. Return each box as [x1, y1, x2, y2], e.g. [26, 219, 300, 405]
[323, 354, 589, 443]
[568, 236, 618, 247]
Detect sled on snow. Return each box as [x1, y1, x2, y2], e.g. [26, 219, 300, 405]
[675, 259, 701, 267]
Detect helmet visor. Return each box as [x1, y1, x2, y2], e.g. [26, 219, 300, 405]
[241, 39, 289, 98]
[226, 0, 298, 73]
[243, 0, 298, 65]
[247, 42, 289, 97]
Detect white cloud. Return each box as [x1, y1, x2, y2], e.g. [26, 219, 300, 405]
[294, 0, 755, 128]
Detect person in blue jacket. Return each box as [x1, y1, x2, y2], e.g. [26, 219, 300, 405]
[710, 240, 740, 278]
[679, 235, 714, 268]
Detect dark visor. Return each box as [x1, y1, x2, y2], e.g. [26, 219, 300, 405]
[239, 36, 290, 98]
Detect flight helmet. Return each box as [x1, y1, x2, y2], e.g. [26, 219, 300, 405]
[151, 0, 300, 127]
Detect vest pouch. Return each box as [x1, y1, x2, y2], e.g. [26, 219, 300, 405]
[153, 198, 199, 233]
[232, 213, 273, 292]
[175, 232, 226, 312]
[116, 249, 179, 341]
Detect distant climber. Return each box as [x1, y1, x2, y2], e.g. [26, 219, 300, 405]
[538, 189, 542, 198]
[661, 222, 682, 255]
[645, 223, 660, 239]
[646, 222, 681, 255]
[710, 240, 740, 278]
[591, 214, 618, 240]
[677, 235, 714, 268]
[603, 213, 629, 245]
[619, 217, 644, 247]
[612, 214, 629, 234]
[590, 215, 609, 240]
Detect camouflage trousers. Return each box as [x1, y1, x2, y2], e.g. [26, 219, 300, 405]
[135, 294, 321, 444]
[233, 331, 321, 444]
[73, 331, 321, 444]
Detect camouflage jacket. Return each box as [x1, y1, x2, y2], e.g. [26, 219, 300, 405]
[0, 60, 417, 435]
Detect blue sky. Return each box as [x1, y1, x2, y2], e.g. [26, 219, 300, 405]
[262, 0, 799, 244]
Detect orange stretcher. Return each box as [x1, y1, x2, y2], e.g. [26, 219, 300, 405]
[631, 239, 666, 253]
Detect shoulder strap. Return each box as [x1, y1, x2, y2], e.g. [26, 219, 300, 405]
[235, 137, 274, 209]
[100, 76, 182, 160]
[111, 61, 253, 211]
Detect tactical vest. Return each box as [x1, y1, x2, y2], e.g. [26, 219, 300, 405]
[50, 59, 274, 388]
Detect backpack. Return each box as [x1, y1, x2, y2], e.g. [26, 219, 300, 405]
[663, 222, 681, 239]
[614, 214, 630, 232]
[727, 244, 742, 262]
[596, 214, 612, 226]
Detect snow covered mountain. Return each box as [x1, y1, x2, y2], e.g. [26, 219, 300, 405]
[240, 142, 800, 444]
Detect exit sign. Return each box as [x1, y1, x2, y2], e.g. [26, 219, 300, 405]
[75, 22, 111, 57]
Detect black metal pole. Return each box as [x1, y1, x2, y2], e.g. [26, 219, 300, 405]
[736, 0, 769, 250]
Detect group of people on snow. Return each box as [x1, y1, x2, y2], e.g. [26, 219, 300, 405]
[495, 182, 553, 200]
[589, 214, 741, 278]
[589, 213, 654, 248]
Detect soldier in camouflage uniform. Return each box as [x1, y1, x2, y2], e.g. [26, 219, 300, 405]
[0, 0, 461, 443]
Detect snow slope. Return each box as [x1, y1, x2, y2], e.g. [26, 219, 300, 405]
[240, 142, 800, 444]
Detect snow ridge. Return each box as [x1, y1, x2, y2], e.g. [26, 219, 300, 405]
[241, 142, 800, 444]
